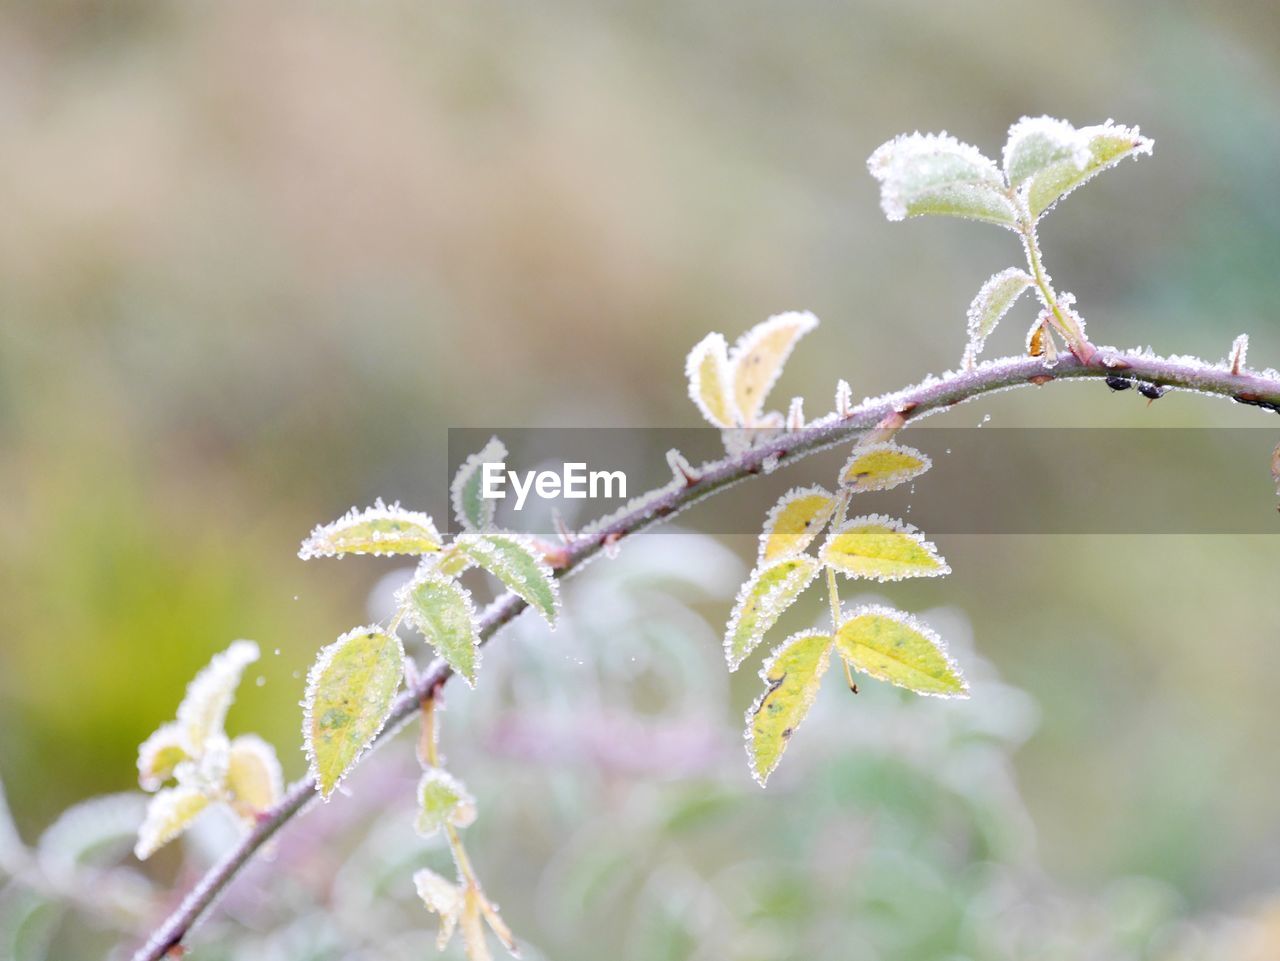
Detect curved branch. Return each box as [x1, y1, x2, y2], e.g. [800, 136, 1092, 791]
[131, 348, 1280, 960]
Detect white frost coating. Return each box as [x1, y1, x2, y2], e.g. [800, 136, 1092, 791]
[834, 379, 853, 417]
[821, 513, 950, 582]
[839, 603, 969, 699]
[744, 629, 833, 787]
[227, 734, 284, 816]
[134, 786, 210, 860]
[414, 767, 478, 838]
[301, 626, 406, 801]
[299, 498, 442, 559]
[450, 437, 507, 533]
[1020, 119, 1154, 218]
[786, 396, 806, 430]
[176, 640, 260, 751]
[395, 569, 482, 688]
[665, 448, 698, 483]
[1230, 334, 1249, 374]
[414, 867, 464, 949]
[728, 311, 819, 424]
[1002, 116, 1091, 186]
[685, 331, 736, 428]
[453, 530, 561, 627]
[756, 484, 834, 564]
[966, 267, 1034, 358]
[137, 722, 189, 791]
[867, 131, 1005, 221]
[723, 556, 821, 670]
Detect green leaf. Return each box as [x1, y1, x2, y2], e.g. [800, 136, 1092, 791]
[303, 627, 405, 799]
[758, 485, 836, 563]
[175, 640, 259, 751]
[868, 132, 1017, 227]
[451, 437, 508, 533]
[729, 311, 818, 426]
[134, 786, 210, 860]
[1008, 117, 1154, 220]
[835, 604, 967, 697]
[455, 532, 559, 626]
[724, 555, 821, 670]
[415, 767, 478, 838]
[685, 332, 736, 428]
[821, 515, 949, 582]
[398, 573, 482, 686]
[745, 630, 833, 786]
[299, 499, 442, 559]
[965, 267, 1034, 359]
[839, 443, 932, 493]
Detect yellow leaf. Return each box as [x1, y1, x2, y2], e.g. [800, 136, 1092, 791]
[835, 605, 967, 697]
[304, 627, 405, 799]
[821, 515, 949, 581]
[730, 312, 818, 425]
[136, 723, 191, 791]
[839, 443, 932, 492]
[745, 631, 833, 786]
[758, 486, 837, 563]
[133, 786, 210, 860]
[227, 734, 283, 820]
[724, 556, 821, 670]
[176, 640, 259, 750]
[299, 499, 442, 559]
[685, 332, 736, 428]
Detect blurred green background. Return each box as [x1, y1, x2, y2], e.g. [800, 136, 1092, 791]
[2, 1, 1280, 958]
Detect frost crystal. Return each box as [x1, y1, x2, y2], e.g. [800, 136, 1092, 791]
[821, 513, 949, 582]
[868, 131, 1016, 226]
[451, 437, 508, 533]
[300, 499, 442, 559]
[834, 379, 853, 417]
[728, 311, 819, 426]
[966, 267, 1033, 359]
[685, 332, 736, 428]
[786, 396, 806, 431]
[836, 603, 968, 698]
[1230, 334, 1249, 375]
[176, 640, 260, 751]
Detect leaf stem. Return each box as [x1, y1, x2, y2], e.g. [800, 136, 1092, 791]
[130, 347, 1280, 960]
[1019, 218, 1090, 360]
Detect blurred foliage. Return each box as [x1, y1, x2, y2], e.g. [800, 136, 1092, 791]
[2, 0, 1280, 957]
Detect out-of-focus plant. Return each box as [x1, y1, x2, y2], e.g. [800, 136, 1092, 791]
[7, 115, 1280, 960]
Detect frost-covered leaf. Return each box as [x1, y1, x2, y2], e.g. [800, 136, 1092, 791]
[226, 735, 283, 820]
[868, 132, 1017, 227]
[745, 630, 833, 786]
[451, 437, 508, 533]
[724, 556, 821, 670]
[398, 573, 482, 686]
[1011, 118, 1154, 220]
[136, 723, 191, 791]
[37, 793, 146, 877]
[835, 604, 967, 697]
[304, 627, 405, 799]
[414, 868, 464, 950]
[300, 499, 442, 559]
[965, 267, 1033, 358]
[685, 332, 736, 428]
[840, 443, 932, 492]
[176, 640, 259, 751]
[454, 532, 559, 626]
[821, 515, 949, 581]
[758, 485, 836, 563]
[729, 312, 818, 426]
[414, 768, 478, 838]
[134, 786, 210, 860]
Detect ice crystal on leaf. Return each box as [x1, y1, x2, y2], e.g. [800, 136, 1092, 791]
[415, 868, 464, 950]
[757, 486, 836, 564]
[134, 641, 282, 858]
[729, 311, 818, 426]
[415, 768, 478, 838]
[303, 627, 405, 799]
[868, 131, 1017, 227]
[745, 631, 833, 786]
[451, 437, 508, 533]
[685, 332, 736, 428]
[966, 267, 1034, 360]
[398, 571, 483, 687]
[451, 532, 559, 627]
[300, 499, 443, 559]
[724, 555, 821, 670]
[821, 514, 949, 582]
[840, 442, 932, 492]
[835, 604, 968, 697]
